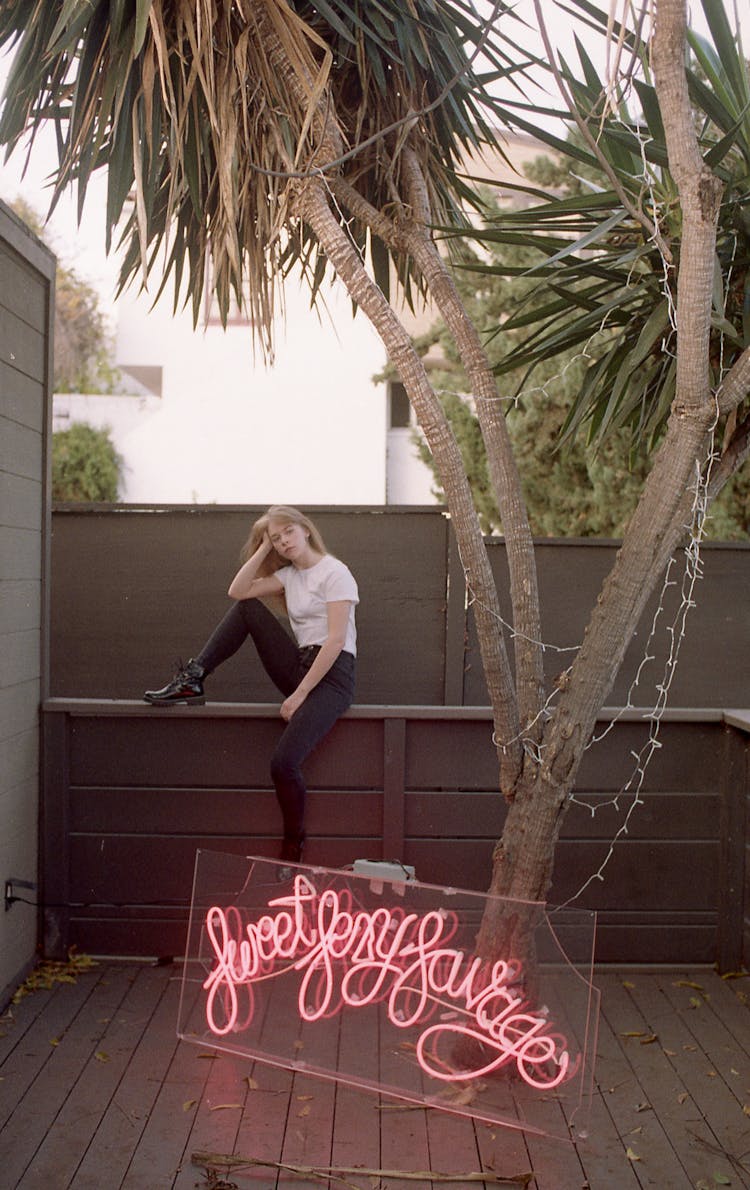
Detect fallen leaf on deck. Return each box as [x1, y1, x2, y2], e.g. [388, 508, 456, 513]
[664, 1049, 677, 1056]
[622, 980, 636, 989]
[298, 1104, 311, 1117]
[689, 997, 703, 1009]
[640, 1034, 658, 1045]
[626, 1147, 641, 1162]
[293, 1040, 304, 1052]
[684, 1044, 698, 1052]
[50, 1038, 60, 1046]
[621, 1031, 648, 1038]
[197, 1052, 217, 1059]
[743, 1104, 750, 1117]
[678, 1093, 690, 1104]
[183, 1100, 197, 1112]
[635, 1102, 651, 1112]
[720, 971, 749, 980]
[707, 1071, 717, 1078]
[210, 1103, 242, 1111]
[674, 980, 705, 992]
[244, 1076, 258, 1090]
[12, 951, 98, 1002]
[712, 1174, 731, 1185]
[695, 1180, 711, 1189]
[296, 1094, 314, 1101]
[94, 1051, 109, 1062]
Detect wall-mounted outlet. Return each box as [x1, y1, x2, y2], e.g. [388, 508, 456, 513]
[4, 878, 36, 911]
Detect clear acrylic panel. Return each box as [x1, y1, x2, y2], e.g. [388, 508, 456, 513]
[178, 850, 599, 1141]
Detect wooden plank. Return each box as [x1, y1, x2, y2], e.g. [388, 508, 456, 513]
[0, 471, 42, 532]
[0, 526, 40, 583]
[424, 1106, 489, 1187]
[602, 971, 742, 1187]
[118, 1021, 216, 1188]
[383, 717, 406, 859]
[377, 1017, 432, 1190]
[69, 785, 383, 838]
[70, 966, 182, 1189]
[444, 527, 467, 705]
[66, 714, 384, 788]
[171, 1049, 249, 1189]
[0, 305, 47, 383]
[12, 965, 172, 1189]
[42, 711, 71, 958]
[0, 972, 104, 1130]
[0, 361, 45, 429]
[472, 1098, 533, 1188]
[329, 1005, 382, 1180]
[230, 970, 300, 1184]
[0, 204, 56, 280]
[593, 972, 693, 1189]
[699, 972, 750, 1061]
[0, 243, 48, 328]
[278, 977, 341, 1189]
[718, 725, 749, 972]
[0, 965, 136, 1185]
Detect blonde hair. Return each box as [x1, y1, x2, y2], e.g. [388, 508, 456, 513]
[240, 505, 328, 576]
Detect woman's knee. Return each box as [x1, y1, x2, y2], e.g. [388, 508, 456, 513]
[270, 748, 301, 787]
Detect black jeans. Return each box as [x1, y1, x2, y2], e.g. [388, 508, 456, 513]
[196, 599, 355, 841]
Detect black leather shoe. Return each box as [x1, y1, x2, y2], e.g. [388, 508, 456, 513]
[144, 659, 206, 705]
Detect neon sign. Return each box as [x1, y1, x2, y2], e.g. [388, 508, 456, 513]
[201, 875, 575, 1091]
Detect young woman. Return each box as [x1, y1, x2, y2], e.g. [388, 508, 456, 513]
[144, 506, 358, 863]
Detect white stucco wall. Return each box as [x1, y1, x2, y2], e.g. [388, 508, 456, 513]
[100, 273, 392, 505]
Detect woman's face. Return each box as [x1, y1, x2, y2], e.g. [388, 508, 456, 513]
[267, 517, 310, 563]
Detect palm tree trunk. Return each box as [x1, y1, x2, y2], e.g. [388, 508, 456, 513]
[291, 175, 524, 789]
[480, 0, 725, 913]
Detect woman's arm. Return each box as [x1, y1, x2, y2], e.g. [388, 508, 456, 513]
[228, 535, 284, 600]
[280, 600, 350, 721]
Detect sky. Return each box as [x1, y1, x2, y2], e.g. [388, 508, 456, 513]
[0, 0, 745, 318]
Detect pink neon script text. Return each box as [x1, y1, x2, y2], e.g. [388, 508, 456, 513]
[202, 876, 573, 1090]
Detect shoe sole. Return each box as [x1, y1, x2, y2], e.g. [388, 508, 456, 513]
[143, 696, 206, 706]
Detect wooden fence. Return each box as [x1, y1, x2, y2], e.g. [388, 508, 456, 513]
[41, 508, 750, 966]
[41, 699, 748, 968]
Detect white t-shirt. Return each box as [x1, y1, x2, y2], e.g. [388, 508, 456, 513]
[276, 555, 358, 656]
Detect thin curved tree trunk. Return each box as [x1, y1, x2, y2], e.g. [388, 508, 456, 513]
[292, 175, 523, 787]
[332, 151, 546, 764]
[481, 0, 725, 913]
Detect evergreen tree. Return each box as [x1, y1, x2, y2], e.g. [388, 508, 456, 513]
[11, 198, 119, 394]
[417, 189, 748, 539]
[51, 422, 122, 502]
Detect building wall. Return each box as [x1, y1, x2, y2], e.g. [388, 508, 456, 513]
[0, 202, 55, 1004]
[48, 134, 546, 509]
[63, 269, 393, 506]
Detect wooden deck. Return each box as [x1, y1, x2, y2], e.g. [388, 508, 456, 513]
[1, 960, 749, 1189]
